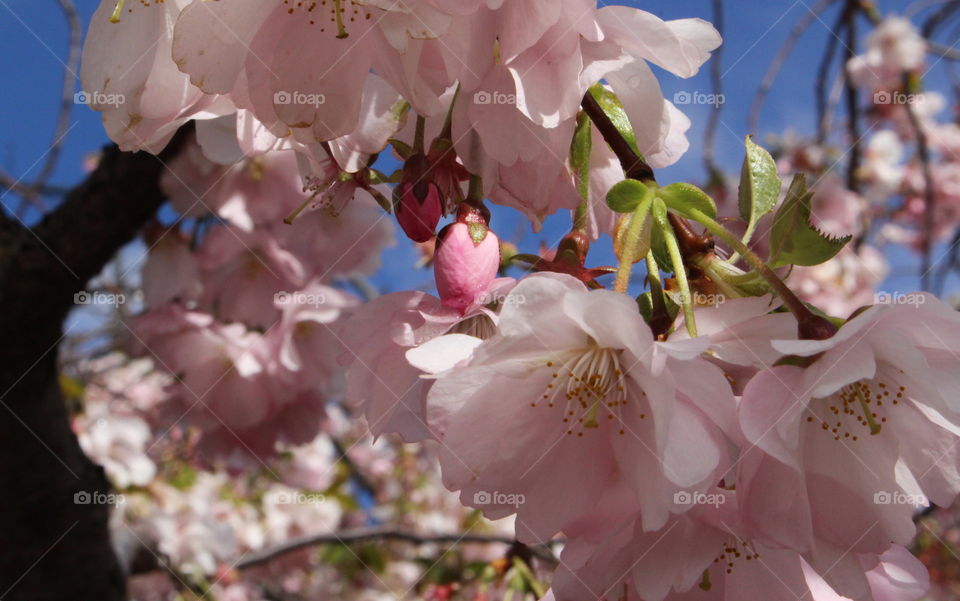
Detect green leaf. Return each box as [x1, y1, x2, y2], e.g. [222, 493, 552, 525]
[613, 212, 652, 263]
[388, 138, 413, 160]
[650, 196, 670, 230]
[367, 187, 393, 214]
[768, 174, 851, 268]
[648, 197, 673, 269]
[658, 182, 717, 221]
[571, 112, 593, 207]
[571, 112, 593, 178]
[367, 168, 393, 185]
[721, 270, 771, 297]
[738, 136, 781, 243]
[588, 84, 643, 158]
[606, 179, 651, 213]
[508, 253, 545, 268]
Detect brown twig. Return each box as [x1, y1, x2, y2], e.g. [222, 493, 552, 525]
[842, 0, 864, 195]
[750, 0, 837, 134]
[904, 94, 937, 291]
[934, 230, 960, 295]
[0, 171, 42, 212]
[927, 40, 960, 60]
[668, 213, 714, 257]
[922, 1, 960, 58]
[580, 92, 656, 183]
[33, 0, 82, 191]
[816, 5, 847, 144]
[235, 528, 562, 570]
[703, 0, 725, 178]
[1, 0, 82, 216]
[922, 0, 960, 37]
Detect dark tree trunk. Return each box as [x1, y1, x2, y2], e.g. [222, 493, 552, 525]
[0, 129, 189, 600]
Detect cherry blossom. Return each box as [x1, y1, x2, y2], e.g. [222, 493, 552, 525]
[75, 400, 157, 489]
[170, 0, 450, 140]
[789, 245, 889, 319]
[338, 279, 512, 442]
[550, 493, 930, 601]
[80, 0, 232, 152]
[414, 273, 738, 541]
[739, 295, 960, 560]
[848, 16, 927, 91]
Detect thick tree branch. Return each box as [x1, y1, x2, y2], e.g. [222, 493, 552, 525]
[0, 126, 190, 601]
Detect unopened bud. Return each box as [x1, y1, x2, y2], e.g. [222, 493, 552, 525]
[394, 154, 444, 242]
[797, 313, 839, 341]
[556, 231, 590, 267]
[434, 213, 500, 312]
[395, 180, 443, 242]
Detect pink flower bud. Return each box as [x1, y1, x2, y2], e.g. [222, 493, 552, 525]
[434, 220, 500, 312]
[395, 180, 443, 243]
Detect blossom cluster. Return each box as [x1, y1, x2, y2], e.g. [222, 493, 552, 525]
[360, 271, 960, 601]
[81, 0, 720, 230]
[74, 2, 960, 600]
[128, 139, 392, 462]
[753, 15, 960, 315]
[71, 354, 524, 600]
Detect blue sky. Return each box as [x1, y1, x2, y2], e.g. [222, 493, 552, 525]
[0, 0, 950, 302]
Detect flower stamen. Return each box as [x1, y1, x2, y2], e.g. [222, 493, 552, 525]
[532, 347, 638, 437]
[109, 0, 125, 23]
[808, 378, 905, 441]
